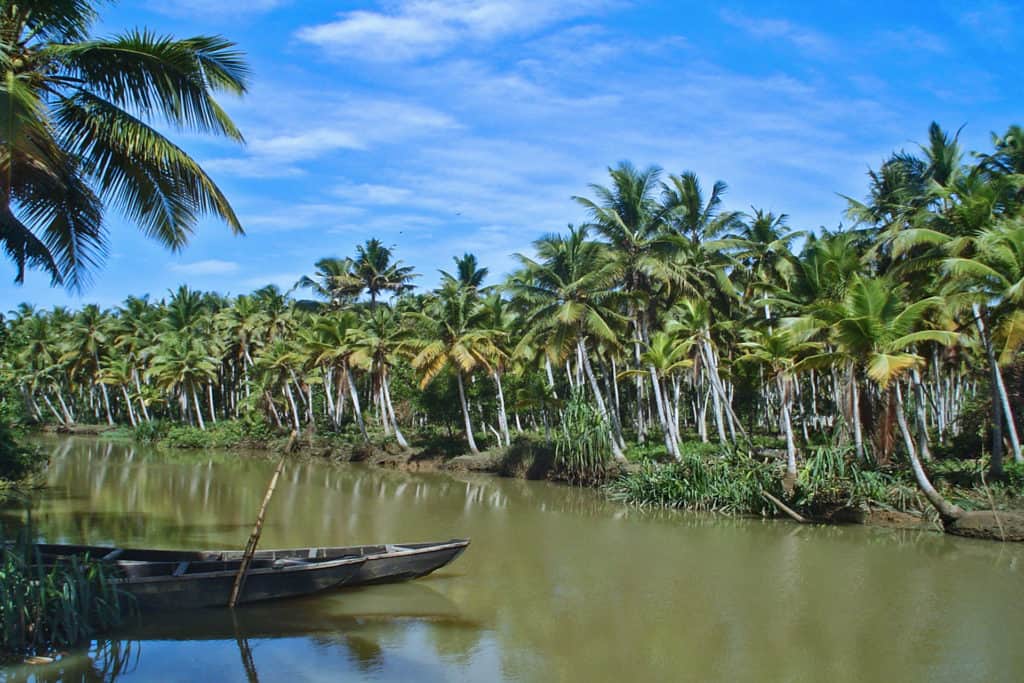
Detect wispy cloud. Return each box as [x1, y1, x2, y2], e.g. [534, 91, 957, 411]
[295, 0, 618, 62]
[719, 9, 835, 58]
[205, 92, 459, 178]
[169, 260, 240, 275]
[958, 2, 1018, 47]
[875, 27, 948, 54]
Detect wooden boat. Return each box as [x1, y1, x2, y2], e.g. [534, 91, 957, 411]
[30, 539, 469, 609]
[32, 544, 368, 610]
[219, 539, 471, 586]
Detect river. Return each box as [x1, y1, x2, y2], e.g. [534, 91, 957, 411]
[1, 436, 1022, 682]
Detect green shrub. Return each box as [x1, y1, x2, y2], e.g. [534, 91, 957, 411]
[608, 450, 779, 515]
[554, 392, 614, 479]
[792, 446, 919, 512]
[0, 423, 43, 482]
[132, 420, 168, 444]
[162, 425, 212, 448]
[624, 442, 670, 463]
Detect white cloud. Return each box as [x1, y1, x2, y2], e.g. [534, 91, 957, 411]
[169, 260, 240, 275]
[296, 0, 618, 62]
[333, 183, 415, 206]
[719, 10, 835, 58]
[204, 91, 459, 178]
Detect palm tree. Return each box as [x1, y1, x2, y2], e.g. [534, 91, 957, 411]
[296, 257, 360, 308]
[942, 219, 1024, 467]
[441, 253, 489, 291]
[147, 334, 218, 429]
[574, 162, 663, 441]
[412, 281, 501, 454]
[62, 304, 114, 424]
[1, 0, 248, 288]
[351, 239, 417, 308]
[509, 226, 628, 460]
[301, 312, 368, 440]
[348, 307, 411, 448]
[738, 328, 818, 477]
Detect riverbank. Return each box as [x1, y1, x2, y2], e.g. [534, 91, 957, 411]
[35, 423, 1024, 539]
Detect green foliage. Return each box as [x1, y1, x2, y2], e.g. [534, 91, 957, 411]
[792, 446, 919, 512]
[0, 423, 44, 482]
[624, 442, 670, 463]
[554, 392, 614, 478]
[132, 419, 168, 444]
[609, 450, 779, 515]
[0, 524, 128, 658]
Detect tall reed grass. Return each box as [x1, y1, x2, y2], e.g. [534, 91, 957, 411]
[1, 520, 127, 660]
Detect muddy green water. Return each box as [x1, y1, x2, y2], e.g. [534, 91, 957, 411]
[2, 437, 1022, 682]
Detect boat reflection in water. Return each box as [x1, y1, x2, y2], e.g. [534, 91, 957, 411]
[13, 582, 477, 683]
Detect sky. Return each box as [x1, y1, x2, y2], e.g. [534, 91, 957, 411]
[3, 0, 1022, 310]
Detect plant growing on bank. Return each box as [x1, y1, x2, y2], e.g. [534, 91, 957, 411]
[554, 391, 615, 479]
[0, 522, 128, 659]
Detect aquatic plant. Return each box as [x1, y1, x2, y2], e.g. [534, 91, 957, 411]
[0, 523, 128, 659]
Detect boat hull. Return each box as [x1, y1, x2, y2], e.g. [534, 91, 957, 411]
[116, 557, 367, 610]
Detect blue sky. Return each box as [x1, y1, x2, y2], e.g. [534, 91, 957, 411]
[4, 0, 1021, 309]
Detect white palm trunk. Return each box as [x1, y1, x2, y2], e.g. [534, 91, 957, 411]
[456, 372, 480, 454]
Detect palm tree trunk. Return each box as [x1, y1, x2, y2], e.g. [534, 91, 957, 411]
[133, 369, 151, 422]
[207, 383, 218, 424]
[456, 372, 480, 454]
[284, 383, 301, 435]
[973, 304, 1022, 464]
[345, 367, 369, 443]
[382, 372, 409, 449]
[121, 385, 137, 428]
[55, 390, 75, 424]
[42, 395, 66, 425]
[98, 381, 114, 425]
[191, 385, 206, 431]
[264, 391, 283, 428]
[850, 368, 865, 460]
[910, 367, 931, 461]
[323, 370, 336, 427]
[895, 383, 962, 522]
[779, 376, 797, 477]
[649, 366, 680, 460]
[493, 371, 511, 447]
[545, 357, 559, 398]
[577, 339, 626, 461]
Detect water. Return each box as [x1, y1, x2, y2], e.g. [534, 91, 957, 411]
[2, 436, 1022, 682]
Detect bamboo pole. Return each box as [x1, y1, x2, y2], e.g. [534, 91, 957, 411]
[228, 431, 297, 608]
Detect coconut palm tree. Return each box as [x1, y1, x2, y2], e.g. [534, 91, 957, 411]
[509, 226, 628, 460]
[296, 257, 360, 308]
[350, 239, 417, 308]
[412, 281, 502, 454]
[1, 0, 248, 288]
[441, 253, 489, 291]
[942, 218, 1024, 467]
[348, 307, 411, 448]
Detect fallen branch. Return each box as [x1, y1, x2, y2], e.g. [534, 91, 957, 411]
[762, 491, 809, 524]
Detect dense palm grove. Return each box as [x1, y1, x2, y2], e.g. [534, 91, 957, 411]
[3, 122, 1024, 525]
